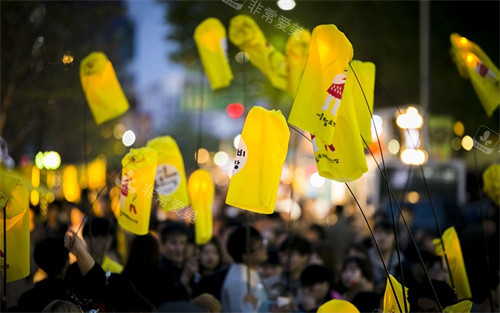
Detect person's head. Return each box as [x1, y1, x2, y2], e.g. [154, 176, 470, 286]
[34, 237, 69, 278]
[340, 257, 373, 289]
[159, 221, 189, 267]
[83, 217, 115, 261]
[373, 220, 395, 253]
[227, 225, 268, 267]
[46, 201, 64, 224]
[300, 264, 334, 302]
[305, 223, 326, 247]
[124, 233, 160, 272]
[198, 237, 224, 274]
[42, 300, 81, 313]
[279, 236, 312, 276]
[345, 242, 370, 260]
[258, 247, 282, 279]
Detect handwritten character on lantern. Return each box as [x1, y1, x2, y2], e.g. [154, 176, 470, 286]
[322, 71, 347, 116]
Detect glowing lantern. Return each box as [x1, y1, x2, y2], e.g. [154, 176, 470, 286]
[88, 156, 107, 189]
[187, 169, 214, 245]
[80, 52, 129, 124]
[63, 165, 81, 203]
[194, 18, 233, 90]
[483, 164, 500, 206]
[226, 106, 290, 214]
[118, 148, 158, 235]
[226, 103, 244, 118]
[229, 14, 287, 90]
[318, 300, 359, 313]
[146, 136, 189, 212]
[0, 173, 30, 282]
[288, 24, 353, 144]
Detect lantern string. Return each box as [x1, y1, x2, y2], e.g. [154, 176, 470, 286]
[472, 148, 494, 312]
[240, 52, 252, 294]
[345, 183, 404, 313]
[362, 135, 444, 312]
[348, 63, 408, 313]
[195, 67, 204, 169]
[349, 63, 446, 311]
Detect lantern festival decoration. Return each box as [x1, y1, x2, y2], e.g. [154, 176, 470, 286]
[317, 300, 359, 313]
[433, 227, 472, 301]
[226, 106, 290, 214]
[288, 24, 353, 144]
[382, 274, 409, 313]
[80, 52, 129, 125]
[146, 136, 189, 212]
[229, 14, 287, 90]
[285, 28, 311, 97]
[312, 60, 375, 182]
[450, 33, 499, 117]
[187, 169, 214, 245]
[118, 147, 158, 235]
[482, 163, 500, 206]
[194, 18, 233, 90]
[0, 173, 30, 282]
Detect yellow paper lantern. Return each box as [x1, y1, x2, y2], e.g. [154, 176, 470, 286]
[285, 28, 311, 97]
[317, 299, 359, 313]
[187, 169, 214, 245]
[80, 52, 129, 125]
[229, 14, 287, 90]
[118, 148, 158, 235]
[226, 106, 290, 214]
[63, 165, 81, 203]
[0, 173, 30, 282]
[88, 156, 107, 189]
[483, 163, 500, 206]
[146, 136, 189, 212]
[194, 18, 233, 90]
[288, 24, 353, 144]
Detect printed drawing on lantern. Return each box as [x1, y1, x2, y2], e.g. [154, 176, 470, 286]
[322, 71, 347, 116]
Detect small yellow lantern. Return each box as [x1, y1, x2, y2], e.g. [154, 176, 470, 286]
[187, 169, 214, 245]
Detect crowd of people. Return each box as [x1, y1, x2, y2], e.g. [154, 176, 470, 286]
[4, 189, 499, 313]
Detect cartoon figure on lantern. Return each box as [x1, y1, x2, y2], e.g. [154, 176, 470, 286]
[322, 71, 347, 116]
[475, 60, 496, 82]
[120, 171, 133, 209]
[311, 134, 335, 153]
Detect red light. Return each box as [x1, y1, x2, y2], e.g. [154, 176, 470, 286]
[226, 103, 244, 118]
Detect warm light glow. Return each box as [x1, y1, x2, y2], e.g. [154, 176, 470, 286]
[114, 123, 126, 139]
[459, 37, 468, 46]
[63, 165, 81, 203]
[453, 121, 465, 137]
[187, 169, 215, 245]
[466, 53, 474, 64]
[388, 139, 400, 155]
[396, 107, 423, 129]
[404, 129, 421, 149]
[88, 156, 107, 189]
[214, 151, 229, 166]
[31, 166, 40, 188]
[43, 151, 61, 170]
[401, 149, 427, 165]
[277, 0, 296, 10]
[30, 190, 39, 206]
[406, 191, 420, 204]
[62, 52, 74, 64]
[461, 135, 473, 151]
[310, 172, 325, 188]
[196, 148, 210, 164]
[46, 192, 55, 203]
[233, 134, 241, 149]
[122, 130, 136, 147]
[35, 152, 45, 169]
[371, 115, 383, 142]
[235, 51, 249, 64]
